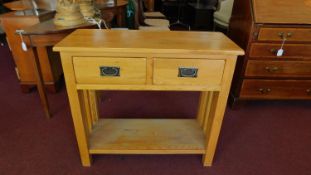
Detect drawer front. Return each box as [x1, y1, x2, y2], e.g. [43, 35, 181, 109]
[249, 43, 311, 58]
[73, 57, 147, 84]
[240, 80, 311, 99]
[245, 60, 311, 78]
[153, 58, 225, 86]
[257, 27, 311, 42]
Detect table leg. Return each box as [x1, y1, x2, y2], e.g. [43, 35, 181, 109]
[32, 47, 51, 118]
[202, 59, 237, 166]
[61, 53, 92, 166]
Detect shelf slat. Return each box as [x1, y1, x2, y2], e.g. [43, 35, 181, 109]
[89, 119, 206, 154]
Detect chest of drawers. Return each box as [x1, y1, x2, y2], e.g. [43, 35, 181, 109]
[229, 0, 311, 106]
[54, 29, 243, 166]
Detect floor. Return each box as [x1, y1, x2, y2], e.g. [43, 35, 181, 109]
[0, 42, 311, 175]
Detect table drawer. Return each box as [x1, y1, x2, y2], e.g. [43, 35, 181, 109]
[245, 60, 311, 78]
[240, 79, 311, 99]
[73, 57, 147, 84]
[153, 58, 225, 86]
[249, 43, 311, 58]
[257, 27, 311, 42]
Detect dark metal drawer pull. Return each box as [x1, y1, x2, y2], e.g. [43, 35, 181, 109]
[265, 66, 279, 72]
[100, 66, 120, 76]
[178, 67, 198, 78]
[258, 88, 271, 94]
[278, 32, 292, 39]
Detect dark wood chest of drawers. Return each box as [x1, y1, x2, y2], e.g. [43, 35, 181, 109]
[228, 0, 311, 106]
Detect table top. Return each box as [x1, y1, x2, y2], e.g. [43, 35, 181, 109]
[54, 29, 244, 56]
[22, 19, 95, 35]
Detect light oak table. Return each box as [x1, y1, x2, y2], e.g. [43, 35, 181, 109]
[53, 29, 244, 167]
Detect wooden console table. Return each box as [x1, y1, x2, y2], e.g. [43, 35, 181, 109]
[53, 29, 244, 166]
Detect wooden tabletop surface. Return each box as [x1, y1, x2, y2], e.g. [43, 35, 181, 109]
[54, 29, 244, 55]
[22, 19, 96, 35]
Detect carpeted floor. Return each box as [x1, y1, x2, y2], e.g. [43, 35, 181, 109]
[0, 44, 311, 175]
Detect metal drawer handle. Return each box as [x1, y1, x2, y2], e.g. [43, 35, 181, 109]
[270, 48, 276, 54]
[178, 67, 198, 78]
[270, 48, 285, 56]
[258, 88, 271, 94]
[306, 89, 311, 95]
[100, 66, 120, 76]
[265, 66, 279, 72]
[278, 32, 292, 39]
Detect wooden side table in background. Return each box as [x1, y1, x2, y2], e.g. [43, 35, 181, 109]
[0, 9, 63, 93]
[21, 20, 95, 118]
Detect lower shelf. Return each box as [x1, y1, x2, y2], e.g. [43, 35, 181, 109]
[89, 119, 206, 154]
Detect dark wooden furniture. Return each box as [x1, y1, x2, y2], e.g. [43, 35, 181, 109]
[4, 0, 128, 27]
[21, 19, 95, 118]
[228, 0, 311, 106]
[0, 9, 63, 93]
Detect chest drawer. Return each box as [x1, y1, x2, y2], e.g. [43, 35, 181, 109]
[240, 79, 311, 99]
[257, 27, 311, 42]
[245, 60, 311, 78]
[249, 43, 311, 58]
[153, 58, 225, 86]
[73, 57, 147, 84]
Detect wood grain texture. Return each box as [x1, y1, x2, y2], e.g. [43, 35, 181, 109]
[253, 0, 311, 24]
[249, 43, 311, 58]
[153, 59, 225, 86]
[197, 92, 209, 127]
[53, 30, 244, 56]
[89, 119, 206, 154]
[55, 30, 243, 167]
[60, 53, 92, 166]
[203, 58, 237, 166]
[245, 60, 311, 78]
[258, 27, 311, 42]
[88, 90, 99, 124]
[240, 80, 311, 99]
[73, 57, 147, 84]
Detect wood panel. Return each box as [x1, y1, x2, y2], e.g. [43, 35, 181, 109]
[258, 27, 311, 42]
[253, 0, 311, 24]
[73, 57, 147, 84]
[245, 60, 311, 78]
[53, 30, 244, 56]
[153, 58, 225, 86]
[89, 119, 205, 154]
[249, 43, 311, 58]
[240, 79, 311, 99]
